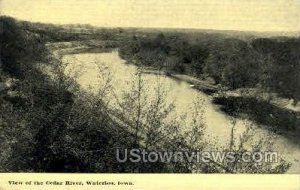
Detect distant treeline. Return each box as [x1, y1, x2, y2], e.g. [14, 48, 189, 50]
[1, 16, 122, 43]
[119, 32, 300, 102]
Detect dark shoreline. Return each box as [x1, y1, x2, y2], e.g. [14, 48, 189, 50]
[52, 41, 300, 139]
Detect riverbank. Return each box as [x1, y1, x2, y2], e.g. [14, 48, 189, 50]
[118, 55, 300, 151]
[47, 40, 300, 131]
[139, 67, 300, 112]
[60, 48, 299, 173]
[140, 69, 218, 94]
[142, 67, 300, 138]
[36, 38, 300, 173]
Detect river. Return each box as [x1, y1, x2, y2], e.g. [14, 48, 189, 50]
[62, 50, 300, 173]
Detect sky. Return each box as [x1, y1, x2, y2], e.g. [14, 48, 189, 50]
[1, 0, 300, 31]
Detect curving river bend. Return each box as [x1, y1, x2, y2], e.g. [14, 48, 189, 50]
[62, 50, 300, 173]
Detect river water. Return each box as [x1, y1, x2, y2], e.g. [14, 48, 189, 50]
[62, 50, 300, 173]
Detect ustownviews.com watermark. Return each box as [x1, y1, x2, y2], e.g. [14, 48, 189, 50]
[116, 149, 278, 164]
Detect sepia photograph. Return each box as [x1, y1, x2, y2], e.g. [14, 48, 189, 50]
[0, 0, 299, 179]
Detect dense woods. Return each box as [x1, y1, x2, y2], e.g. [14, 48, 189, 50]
[0, 16, 295, 173]
[251, 38, 300, 103]
[119, 32, 300, 102]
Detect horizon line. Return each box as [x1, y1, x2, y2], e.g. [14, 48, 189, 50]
[2, 14, 300, 35]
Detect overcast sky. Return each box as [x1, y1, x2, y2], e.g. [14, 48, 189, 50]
[1, 0, 299, 31]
